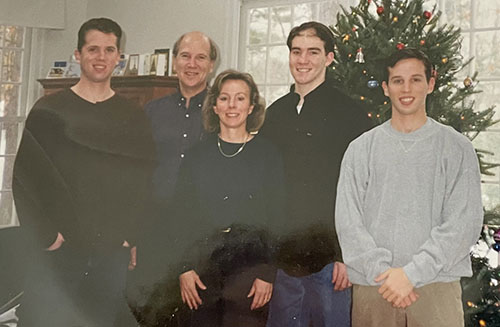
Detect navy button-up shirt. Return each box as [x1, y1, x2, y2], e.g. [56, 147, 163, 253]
[145, 88, 207, 202]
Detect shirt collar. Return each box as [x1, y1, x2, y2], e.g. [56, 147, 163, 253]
[175, 87, 208, 109]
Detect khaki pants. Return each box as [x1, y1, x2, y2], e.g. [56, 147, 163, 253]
[352, 281, 464, 327]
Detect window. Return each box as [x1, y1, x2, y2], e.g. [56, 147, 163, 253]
[0, 25, 30, 227]
[239, 0, 359, 105]
[240, 0, 499, 210]
[441, 0, 500, 210]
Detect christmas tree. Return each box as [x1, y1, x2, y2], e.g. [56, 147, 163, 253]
[328, 0, 499, 325]
[329, 0, 497, 175]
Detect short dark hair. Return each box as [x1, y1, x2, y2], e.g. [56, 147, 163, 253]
[287, 21, 335, 54]
[384, 48, 434, 82]
[77, 18, 122, 52]
[203, 69, 265, 133]
[173, 32, 217, 62]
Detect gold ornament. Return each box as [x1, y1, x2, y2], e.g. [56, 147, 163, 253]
[360, 96, 365, 100]
[393, 16, 399, 22]
[343, 34, 350, 42]
[367, 112, 373, 118]
[479, 320, 486, 327]
[463, 76, 473, 87]
[441, 57, 448, 64]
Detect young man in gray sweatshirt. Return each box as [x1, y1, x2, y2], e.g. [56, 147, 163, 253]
[335, 48, 483, 327]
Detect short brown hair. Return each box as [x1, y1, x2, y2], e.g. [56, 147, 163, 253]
[203, 69, 266, 133]
[287, 21, 335, 55]
[77, 17, 122, 52]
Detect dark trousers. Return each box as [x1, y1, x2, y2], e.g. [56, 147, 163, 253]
[189, 267, 269, 327]
[18, 244, 136, 327]
[267, 263, 351, 327]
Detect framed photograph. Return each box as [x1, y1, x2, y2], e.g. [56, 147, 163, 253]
[47, 61, 67, 78]
[113, 54, 129, 76]
[64, 55, 80, 78]
[154, 48, 170, 76]
[125, 54, 139, 76]
[138, 54, 151, 76]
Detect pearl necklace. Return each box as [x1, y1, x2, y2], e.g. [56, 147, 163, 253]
[217, 134, 249, 158]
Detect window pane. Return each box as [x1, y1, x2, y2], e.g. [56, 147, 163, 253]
[475, 31, 500, 78]
[474, 0, 500, 29]
[482, 183, 500, 211]
[0, 191, 13, 225]
[0, 123, 20, 155]
[473, 81, 500, 128]
[318, 2, 342, 24]
[0, 84, 20, 117]
[2, 49, 23, 82]
[270, 6, 291, 44]
[265, 85, 290, 106]
[5, 26, 24, 48]
[293, 3, 315, 26]
[441, 0, 470, 29]
[267, 45, 289, 84]
[0, 156, 14, 190]
[249, 8, 269, 45]
[472, 131, 500, 163]
[246, 46, 266, 84]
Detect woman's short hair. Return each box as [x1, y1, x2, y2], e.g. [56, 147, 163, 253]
[203, 69, 266, 133]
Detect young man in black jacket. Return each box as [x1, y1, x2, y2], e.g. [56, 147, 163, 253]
[260, 21, 372, 327]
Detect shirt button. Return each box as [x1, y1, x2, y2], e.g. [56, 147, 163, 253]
[181, 97, 185, 101]
[183, 133, 188, 138]
[223, 196, 229, 201]
[178, 103, 182, 107]
[198, 104, 202, 107]
[84, 272, 89, 276]
[185, 113, 190, 118]
[180, 153, 185, 158]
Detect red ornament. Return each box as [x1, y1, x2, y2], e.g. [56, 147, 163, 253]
[352, 27, 358, 32]
[377, 6, 384, 15]
[423, 11, 432, 19]
[396, 43, 405, 50]
[419, 39, 425, 46]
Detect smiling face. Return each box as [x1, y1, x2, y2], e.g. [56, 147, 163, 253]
[382, 58, 435, 122]
[173, 32, 215, 97]
[74, 29, 120, 85]
[289, 28, 334, 96]
[213, 79, 254, 134]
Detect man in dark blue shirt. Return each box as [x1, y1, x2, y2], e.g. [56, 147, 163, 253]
[145, 31, 217, 203]
[132, 32, 217, 324]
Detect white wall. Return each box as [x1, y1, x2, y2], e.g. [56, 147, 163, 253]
[34, 0, 240, 96]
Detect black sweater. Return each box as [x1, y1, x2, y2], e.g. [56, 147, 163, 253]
[260, 81, 373, 276]
[171, 134, 286, 283]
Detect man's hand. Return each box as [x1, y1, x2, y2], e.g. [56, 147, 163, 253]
[247, 278, 273, 310]
[46, 232, 64, 251]
[179, 270, 207, 310]
[375, 267, 415, 307]
[332, 262, 352, 291]
[122, 240, 137, 271]
[394, 290, 419, 308]
[128, 246, 137, 271]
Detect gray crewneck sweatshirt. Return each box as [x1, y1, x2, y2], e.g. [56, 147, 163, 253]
[335, 118, 483, 288]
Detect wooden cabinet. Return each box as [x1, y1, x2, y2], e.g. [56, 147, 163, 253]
[38, 75, 179, 108]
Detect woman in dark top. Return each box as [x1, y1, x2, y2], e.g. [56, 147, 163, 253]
[175, 69, 285, 327]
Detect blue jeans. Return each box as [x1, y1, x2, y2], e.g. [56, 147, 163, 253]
[266, 263, 351, 327]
